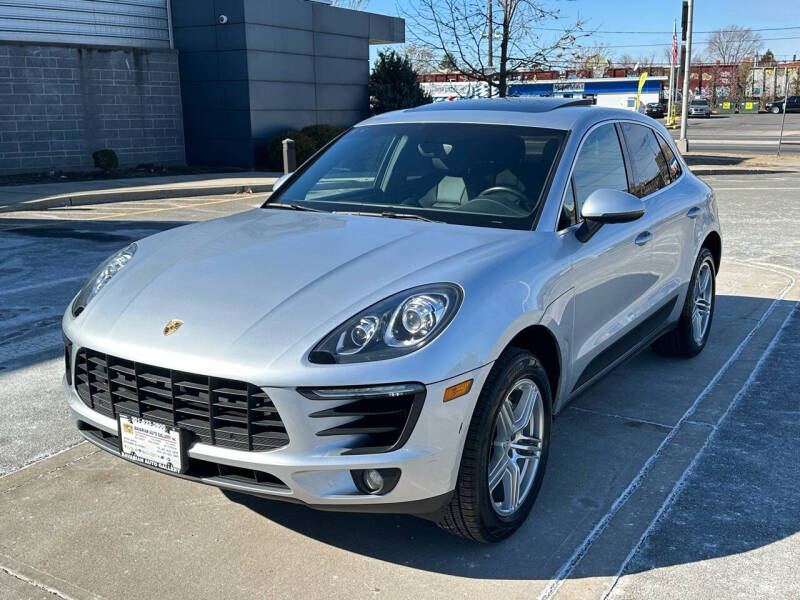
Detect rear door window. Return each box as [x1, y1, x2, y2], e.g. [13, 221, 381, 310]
[619, 122, 670, 198]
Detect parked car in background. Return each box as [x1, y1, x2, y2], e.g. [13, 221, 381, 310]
[645, 102, 665, 119]
[765, 96, 800, 114]
[688, 98, 711, 118]
[62, 98, 722, 543]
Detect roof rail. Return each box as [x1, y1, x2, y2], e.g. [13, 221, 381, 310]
[407, 97, 594, 114]
[552, 99, 594, 109]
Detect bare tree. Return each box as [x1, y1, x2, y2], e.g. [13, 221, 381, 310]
[331, 0, 370, 10]
[403, 44, 437, 73]
[705, 26, 762, 65]
[402, 0, 587, 97]
[616, 53, 636, 69]
[574, 43, 613, 73]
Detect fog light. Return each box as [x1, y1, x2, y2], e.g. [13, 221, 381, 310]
[351, 468, 401, 495]
[363, 469, 383, 492]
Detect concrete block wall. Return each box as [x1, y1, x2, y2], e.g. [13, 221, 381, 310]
[171, 0, 403, 168]
[0, 43, 184, 175]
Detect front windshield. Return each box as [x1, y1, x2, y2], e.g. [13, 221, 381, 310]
[266, 123, 567, 230]
[691, 99, 708, 105]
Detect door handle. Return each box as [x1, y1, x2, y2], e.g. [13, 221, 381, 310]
[635, 231, 653, 246]
[686, 206, 701, 219]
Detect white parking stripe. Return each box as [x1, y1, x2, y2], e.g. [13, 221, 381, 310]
[536, 264, 796, 600]
[601, 299, 800, 600]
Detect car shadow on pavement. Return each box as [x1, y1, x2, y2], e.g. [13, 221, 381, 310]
[222, 293, 799, 581]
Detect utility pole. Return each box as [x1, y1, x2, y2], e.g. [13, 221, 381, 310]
[678, 0, 693, 152]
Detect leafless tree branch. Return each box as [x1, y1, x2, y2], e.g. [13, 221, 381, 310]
[401, 0, 590, 97]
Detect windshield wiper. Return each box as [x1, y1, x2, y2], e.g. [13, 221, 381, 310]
[263, 202, 325, 213]
[334, 211, 439, 223]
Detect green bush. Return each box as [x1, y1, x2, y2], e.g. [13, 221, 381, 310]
[301, 124, 343, 149]
[92, 148, 118, 172]
[369, 50, 431, 115]
[260, 131, 316, 171]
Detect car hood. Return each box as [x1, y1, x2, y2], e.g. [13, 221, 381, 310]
[71, 209, 530, 376]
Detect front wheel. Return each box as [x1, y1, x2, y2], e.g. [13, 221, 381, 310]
[772, 105, 781, 114]
[436, 348, 552, 542]
[652, 248, 716, 357]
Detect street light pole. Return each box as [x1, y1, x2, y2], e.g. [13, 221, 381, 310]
[678, 0, 694, 152]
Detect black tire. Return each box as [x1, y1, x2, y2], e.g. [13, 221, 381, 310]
[772, 105, 781, 114]
[436, 347, 552, 543]
[652, 248, 716, 357]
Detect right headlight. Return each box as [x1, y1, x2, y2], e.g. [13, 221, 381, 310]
[309, 283, 463, 364]
[71, 243, 137, 317]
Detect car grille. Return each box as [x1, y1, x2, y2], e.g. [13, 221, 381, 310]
[73, 348, 289, 452]
[301, 383, 425, 455]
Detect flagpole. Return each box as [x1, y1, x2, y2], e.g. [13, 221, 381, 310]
[667, 19, 677, 126]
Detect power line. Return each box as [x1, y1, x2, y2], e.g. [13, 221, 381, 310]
[591, 35, 800, 50]
[539, 24, 800, 35]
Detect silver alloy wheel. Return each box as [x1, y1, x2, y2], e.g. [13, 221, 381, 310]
[692, 260, 714, 345]
[488, 378, 545, 517]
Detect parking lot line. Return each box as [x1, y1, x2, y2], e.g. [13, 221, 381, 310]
[0, 195, 249, 232]
[537, 263, 795, 600]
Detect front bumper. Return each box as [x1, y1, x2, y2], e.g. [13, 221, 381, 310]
[65, 359, 493, 514]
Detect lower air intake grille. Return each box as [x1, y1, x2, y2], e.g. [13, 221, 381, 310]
[301, 383, 426, 455]
[74, 348, 289, 452]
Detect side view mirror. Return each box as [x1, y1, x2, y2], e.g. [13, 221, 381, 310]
[272, 172, 293, 193]
[576, 189, 645, 242]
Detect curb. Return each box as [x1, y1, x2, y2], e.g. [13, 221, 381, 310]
[690, 167, 800, 175]
[0, 182, 274, 214]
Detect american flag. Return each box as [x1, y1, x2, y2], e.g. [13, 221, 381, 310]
[672, 33, 678, 64]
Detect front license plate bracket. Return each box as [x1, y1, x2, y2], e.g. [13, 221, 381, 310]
[118, 414, 188, 474]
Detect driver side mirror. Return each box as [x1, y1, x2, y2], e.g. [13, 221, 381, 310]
[272, 172, 293, 193]
[576, 189, 645, 242]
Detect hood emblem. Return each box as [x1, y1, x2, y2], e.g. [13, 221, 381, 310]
[163, 319, 184, 336]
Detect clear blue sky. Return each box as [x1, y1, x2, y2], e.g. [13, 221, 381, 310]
[366, 0, 800, 65]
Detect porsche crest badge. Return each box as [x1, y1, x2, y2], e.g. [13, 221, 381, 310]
[163, 319, 183, 336]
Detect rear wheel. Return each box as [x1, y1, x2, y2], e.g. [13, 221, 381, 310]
[436, 348, 552, 542]
[653, 248, 716, 357]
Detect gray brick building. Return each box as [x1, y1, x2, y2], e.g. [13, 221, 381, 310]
[0, 0, 404, 174]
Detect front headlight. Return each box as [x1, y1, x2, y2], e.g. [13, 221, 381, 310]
[309, 283, 463, 364]
[71, 243, 137, 317]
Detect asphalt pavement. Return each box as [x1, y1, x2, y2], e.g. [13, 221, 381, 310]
[667, 112, 800, 155]
[0, 175, 798, 599]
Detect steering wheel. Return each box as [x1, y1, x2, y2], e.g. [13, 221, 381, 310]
[476, 186, 532, 210]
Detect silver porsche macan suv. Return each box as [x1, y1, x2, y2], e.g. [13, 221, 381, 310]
[63, 98, 721, 542]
